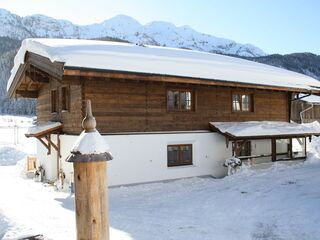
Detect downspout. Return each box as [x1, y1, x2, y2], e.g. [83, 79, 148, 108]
[300, 103, 314, 124]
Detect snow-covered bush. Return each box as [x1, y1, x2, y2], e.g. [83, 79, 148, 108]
[224, 156, 242, 175]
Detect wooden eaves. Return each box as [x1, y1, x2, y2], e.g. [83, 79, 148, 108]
[210, 124, 316, 141]
[209, 123, 314, 161]
[209, 123, 316, 141]
[63, 67, 320, 94]
[25, 124, 63, 156]
[8, 52, 64, 98]
[9, 52, 320, 98]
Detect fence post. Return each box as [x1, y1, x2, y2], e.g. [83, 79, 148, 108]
[66, 100, 113, 240]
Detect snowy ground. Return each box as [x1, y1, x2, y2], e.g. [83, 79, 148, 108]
[1, 116, 320, 240]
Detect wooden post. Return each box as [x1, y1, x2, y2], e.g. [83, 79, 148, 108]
[271, 138, 276, 162]
[66, 100, 113, 240]
[289, 138, 293, 159]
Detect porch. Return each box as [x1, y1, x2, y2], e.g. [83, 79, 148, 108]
[210, 121, 320, 163]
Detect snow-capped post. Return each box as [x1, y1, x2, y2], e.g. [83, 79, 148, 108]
[66, 100, 113, 240]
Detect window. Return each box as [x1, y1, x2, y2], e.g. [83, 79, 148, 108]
[239, 141, 251, 158]
[61, 86, 70, 111]
[167, 144, 192, 167]
[51, 89, 57, 113]
[167, 90, 193, 111]
[232, 93, 253, 112]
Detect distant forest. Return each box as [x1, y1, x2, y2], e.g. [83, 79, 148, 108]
[0, 37, 36, 115]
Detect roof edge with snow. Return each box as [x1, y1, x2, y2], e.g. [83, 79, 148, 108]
[7, 38, 320, 96]
[210, 121, 320, 140]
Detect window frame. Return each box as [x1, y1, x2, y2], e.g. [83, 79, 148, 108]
[167, 89, 195, 112]
[167, 144, 193, 167]
[232, 92, 254, 112]
[51, 89, 58, 113]
[233, 141, 251, 160]
[61, 85, 70, 112]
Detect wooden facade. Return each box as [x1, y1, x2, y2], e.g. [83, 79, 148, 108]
[35, 75, 289, 134]
[37, 76, 83, 134]
[8, 52, 304, 136]
[291, 99, 320, 123]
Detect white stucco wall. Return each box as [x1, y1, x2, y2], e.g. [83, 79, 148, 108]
[37, 132, 232, 186]
[251, 140, 273, 164]
[37, 136, 58, 181]
[37, 133, 297, 186]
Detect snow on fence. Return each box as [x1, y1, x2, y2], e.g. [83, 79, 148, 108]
[0, 115, 34, 145]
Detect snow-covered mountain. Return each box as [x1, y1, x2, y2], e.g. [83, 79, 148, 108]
[0, 8, 265, 57]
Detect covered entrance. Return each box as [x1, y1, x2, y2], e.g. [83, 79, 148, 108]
[210, 121, 320, 162]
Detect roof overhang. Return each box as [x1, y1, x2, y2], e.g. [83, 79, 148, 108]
[25, 122, 63, 156]
[7, 39, 320, 99]
[209, 121, 320, 140]
[7, 52, 64, 99]
[25, 122, 63, 138]
[63, 67, 320, 94]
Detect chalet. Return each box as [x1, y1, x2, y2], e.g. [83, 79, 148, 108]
[7, 38, 320, 186]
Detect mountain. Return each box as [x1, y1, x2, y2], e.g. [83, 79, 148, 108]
[248, 53, 320, 80]
[0, 9, 265, 57]
[0, 8, 319, 116]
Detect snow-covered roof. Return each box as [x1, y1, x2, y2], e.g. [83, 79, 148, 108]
[7, 38, 320, 92]
[210, 121, 320, 138]
[25, 122, 62, 137]
[301, 95, 320, 104]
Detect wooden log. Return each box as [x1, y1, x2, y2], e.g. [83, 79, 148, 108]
[67, 100, 112, 240]
[74, 161, 109, 240]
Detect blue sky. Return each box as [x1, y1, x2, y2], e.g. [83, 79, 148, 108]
[0, 0, 319, 54]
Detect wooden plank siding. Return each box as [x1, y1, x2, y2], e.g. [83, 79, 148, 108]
[291, 100, 320, 123]
[37, 76, 83, 134]
[82, 78, 289, 134]
[37, 76, 289, 134]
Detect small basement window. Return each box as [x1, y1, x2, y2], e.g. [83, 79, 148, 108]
[232, 93, 253, 112]
[167, 144, 192, 167]
[51, 89, 58, 113]
[61, 86, 70, 111]
[167, 90, 194, 111]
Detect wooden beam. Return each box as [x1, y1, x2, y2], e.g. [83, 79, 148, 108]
[36, 134, 61, 158]
[304, 137, 307, 157]
[26, 68, 50, 83]
[46, 135, 51, 155]
[26, 80, 33, 91]
[25, 125, 62, 138]
[225, 137, 229, 148]
[27, 52, 64, 80]
[63, 67, 319, 94]
[271, 138, 276, 162]
[38, 138, 49, 152]
[15, 90, 38, 98]
[210, 122, 320, 141]
[289, 138, 293, 159]
[7, 63, 29, 98]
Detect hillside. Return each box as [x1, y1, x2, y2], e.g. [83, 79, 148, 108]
[249, 53, 320, 80]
